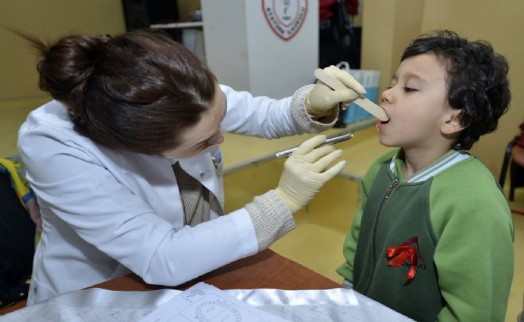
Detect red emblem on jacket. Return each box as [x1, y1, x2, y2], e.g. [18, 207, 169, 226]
[262, 0, 308, 41]
[386, 236, 426, 280]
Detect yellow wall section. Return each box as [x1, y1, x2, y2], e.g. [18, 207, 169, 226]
[0, 0, 127, 100]
[0, 0, 127, 156]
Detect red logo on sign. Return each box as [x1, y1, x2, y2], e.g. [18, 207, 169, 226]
[262, 0, 308, 41]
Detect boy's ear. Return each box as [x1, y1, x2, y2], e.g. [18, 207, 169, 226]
[441, 109, 464, 134]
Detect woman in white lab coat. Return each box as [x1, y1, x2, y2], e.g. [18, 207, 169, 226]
[17, 29, 365, 304]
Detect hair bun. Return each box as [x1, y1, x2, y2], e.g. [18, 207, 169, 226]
[37, 35, 106, 112]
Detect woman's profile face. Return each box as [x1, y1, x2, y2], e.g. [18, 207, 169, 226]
[162, 86, 227, 159]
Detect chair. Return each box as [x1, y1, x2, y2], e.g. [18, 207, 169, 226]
[499, 139, 524, 201]
[0, 157, 38, 309]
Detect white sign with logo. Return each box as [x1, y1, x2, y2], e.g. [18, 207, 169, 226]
[201, 0, 317, 98]
[262, 0, 308, 41]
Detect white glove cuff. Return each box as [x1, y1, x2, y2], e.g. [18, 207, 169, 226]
[245, 190, 296, 250]
[291, 85, 338, 131]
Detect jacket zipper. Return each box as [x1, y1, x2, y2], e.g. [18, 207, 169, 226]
[363, 177, 400, 293]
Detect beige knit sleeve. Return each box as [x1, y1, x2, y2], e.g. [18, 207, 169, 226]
[290, 84, 339, 132]
[244, 190, 296, 250]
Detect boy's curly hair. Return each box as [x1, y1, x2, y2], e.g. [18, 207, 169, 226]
[401, 30, 511, 150]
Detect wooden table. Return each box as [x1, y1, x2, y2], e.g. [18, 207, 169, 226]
[0, 249, 339, 316]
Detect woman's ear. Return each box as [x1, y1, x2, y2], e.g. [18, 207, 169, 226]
[441, 109, 464, 135]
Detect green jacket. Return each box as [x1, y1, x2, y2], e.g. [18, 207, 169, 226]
[337, 149, 514, 322]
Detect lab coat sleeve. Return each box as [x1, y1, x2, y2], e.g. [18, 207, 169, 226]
[18, 125, 259, 288]
[219, 84, 336, 137]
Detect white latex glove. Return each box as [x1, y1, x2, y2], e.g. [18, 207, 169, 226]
[306, 65, 367, 117]
[276, 135, 347, 212]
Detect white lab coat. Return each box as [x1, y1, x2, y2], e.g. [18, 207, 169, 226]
[18, 84, 330, 305]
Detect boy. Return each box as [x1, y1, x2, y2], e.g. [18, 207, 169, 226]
[337, 30, 514, 322]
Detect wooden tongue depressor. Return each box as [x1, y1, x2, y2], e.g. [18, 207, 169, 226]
[313, 68, 389, 121]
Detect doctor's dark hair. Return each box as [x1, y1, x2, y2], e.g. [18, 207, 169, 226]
[401, 30, 511, 150]
[21, 29, 217, 155]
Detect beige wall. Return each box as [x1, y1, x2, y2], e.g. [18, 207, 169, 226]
[361, 0, 524, 175]
[0, 0, 126, 101]
[0, 0, 127, 156]
[0, 0, 200, 103]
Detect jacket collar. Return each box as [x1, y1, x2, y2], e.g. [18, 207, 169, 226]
[389, 149, 470, 183]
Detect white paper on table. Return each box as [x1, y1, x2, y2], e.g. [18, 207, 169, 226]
[139, 282, 290, 322]
[0, 285, 414, 322]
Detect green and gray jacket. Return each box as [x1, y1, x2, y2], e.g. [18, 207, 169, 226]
[337, 149, 514, 322]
